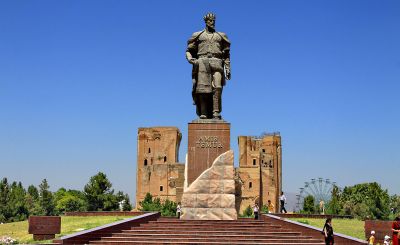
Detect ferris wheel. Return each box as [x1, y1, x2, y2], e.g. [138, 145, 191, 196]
[295, 178, 337, 212]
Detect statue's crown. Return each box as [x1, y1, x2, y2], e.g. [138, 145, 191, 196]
[203, 12, 216, 21]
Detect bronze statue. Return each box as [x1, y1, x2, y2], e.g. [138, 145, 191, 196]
[186, 13, 231, 120]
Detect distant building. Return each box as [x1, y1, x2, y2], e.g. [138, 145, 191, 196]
[135, 127, 282, 214]
[237, 133, 282, 213]
[135, 127, 185, 208]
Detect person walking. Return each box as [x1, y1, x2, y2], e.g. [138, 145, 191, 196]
[322, 217, 334, 245]
[176, 203, 182, 219]
[392, 216, 400, 245]
[279, 192, 287, 213]
[253, 203, 259, 220]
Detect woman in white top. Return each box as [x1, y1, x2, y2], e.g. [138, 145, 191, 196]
[176, 203, 182, 219]
[253, 204, 259, 220]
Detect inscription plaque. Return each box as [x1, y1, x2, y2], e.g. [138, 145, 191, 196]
[187, 121, 230, 185]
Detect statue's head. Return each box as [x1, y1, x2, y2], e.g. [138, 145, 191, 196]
[203, 12, 216, 30]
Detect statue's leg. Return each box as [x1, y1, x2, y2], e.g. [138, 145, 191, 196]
[212, 72, 223, 119]
[199, 94, 208, 119]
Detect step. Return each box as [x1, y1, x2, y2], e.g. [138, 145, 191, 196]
[90, 241, 325, 245]
[128, 227, 287, 232]
[107, 234, 312, 239]
[149, 220, 268, 224]
[139, 224, 282, 229]
[116, 229, 295, 235]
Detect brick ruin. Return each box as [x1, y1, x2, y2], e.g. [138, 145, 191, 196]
[237, 133, 282, 213]
[135, 127, 282, 214]
[135, 127, 185, 208]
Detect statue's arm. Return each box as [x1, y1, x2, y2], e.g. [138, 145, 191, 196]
[220, 32, 231, 80]
[186, 32, 200, 65]
[186, 51, 196, 65]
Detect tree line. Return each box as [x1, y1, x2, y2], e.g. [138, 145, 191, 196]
[301, 182, 400, 220]
[0, 172, 132, 223]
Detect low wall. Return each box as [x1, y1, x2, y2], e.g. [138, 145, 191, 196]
[53, 212, 160, 244]
[65, 211, 147, 216]
[265, 214, 367, 244]
[272, 213, 353, 219]
[364, 220, 393, 244]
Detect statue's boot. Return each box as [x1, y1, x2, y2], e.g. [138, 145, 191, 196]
[213, 89, 222, 119]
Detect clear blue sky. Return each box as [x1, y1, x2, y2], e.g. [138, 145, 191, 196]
[1, 1, 399, 203]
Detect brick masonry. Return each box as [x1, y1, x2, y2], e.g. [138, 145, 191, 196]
[364, 220, 394, 243]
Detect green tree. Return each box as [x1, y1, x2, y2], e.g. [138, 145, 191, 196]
[0, 178, 10, 222]
[390, 195, 400, 218]
[27, 185, 39, 200]
[326, 185, 342, 215]
[302, 195, 316, 214]
[161, 199, 177, 216]
[8, 182, 28, 222]
[138, 193, 177, 216]
[26, 185, 40, 215]
[242, 205, 253, 217]
[340, 182, 390, 220]
[38, 179, 55, 215]
[139, 193, 162, 211]
[116, 191, 132, 211]
[84, 172, 118, 211]
[54, 188, 87, 213]
[56, 193, 87, 213]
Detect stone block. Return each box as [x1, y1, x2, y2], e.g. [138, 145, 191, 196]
[222, 179, 235, 194]
[209, 179, 222, 193]
[180, 150, 237, 220]
[224, 165, 234, 179]
[180, 208, 195, 219]
[222, 208, 238, 220]
[208, 165, 225, 180]
[181, 194, 196, 208]
[221, 194, 235, 208]
[196, 194, 209, 208]
[186, 180, 210, 194]
[208, 194, 222, 208]
[28, 216, 61, 241]
[207, 208, 221, 220]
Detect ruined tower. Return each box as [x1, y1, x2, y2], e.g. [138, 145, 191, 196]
[135, 127, 185, 208]
[237, 133, 282, 213]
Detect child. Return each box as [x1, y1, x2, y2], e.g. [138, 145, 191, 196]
[267, 200, 275, 213]
[384, 235, 391, 245]
[368, 230, 375, 245]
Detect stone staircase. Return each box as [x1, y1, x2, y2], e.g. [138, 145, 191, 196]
[88, 217, 325, 244]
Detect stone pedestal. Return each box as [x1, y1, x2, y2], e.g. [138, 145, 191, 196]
[181, 150, 237, 220]
[187, 120, 230, 186]
[28, 216, 61, 241]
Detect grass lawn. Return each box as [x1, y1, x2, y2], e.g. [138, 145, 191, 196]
[290, 218, 365, 240]
[0, 216, 133, 244]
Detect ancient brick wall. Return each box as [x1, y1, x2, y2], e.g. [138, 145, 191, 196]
[236, 133, 282, 214]
[136, 127, 185, 208]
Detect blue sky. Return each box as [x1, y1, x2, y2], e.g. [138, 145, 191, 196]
[1, 1, 399, 203]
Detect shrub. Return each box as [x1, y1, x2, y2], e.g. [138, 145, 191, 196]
[241, 205, 253, 217]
